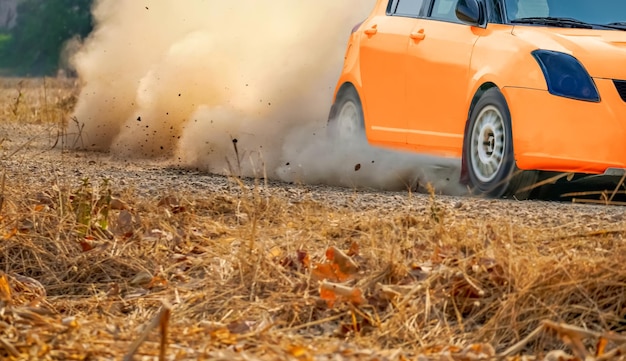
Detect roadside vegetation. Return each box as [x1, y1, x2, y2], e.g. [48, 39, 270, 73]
[0, 0, 93, 76]
[1, 80, 626, 360]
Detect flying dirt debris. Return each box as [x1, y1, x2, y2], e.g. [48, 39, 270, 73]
[66, 0, 467, 195]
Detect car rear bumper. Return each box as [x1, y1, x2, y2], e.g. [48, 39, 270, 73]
[503, 78, 626, 174]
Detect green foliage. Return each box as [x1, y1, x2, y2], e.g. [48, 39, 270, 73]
[70, 178, 112, 238]
[0, 32, 10, 64]
[0, 0, 94, 76]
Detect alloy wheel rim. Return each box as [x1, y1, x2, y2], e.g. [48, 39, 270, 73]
[470, 105, 506, 183]
[336, 100, 361, 138]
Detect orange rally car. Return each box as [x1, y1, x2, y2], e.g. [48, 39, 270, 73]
[328, 0, 626, 198]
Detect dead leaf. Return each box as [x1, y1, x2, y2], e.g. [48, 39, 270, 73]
[312, 246, 359, 282]
[115, 210, 134, 236]
[544, 321, 591, 360]
[107, 283, 120, 297]
[145, 275, 168, 290]
[79, 238, 94, 252]
[269, 246, 283, 259]
[110, 198, 129, 210]
[544, 350, 576, 361]
[347, 241, 360, 257]
[210, 327, 238, 345]
[596, 337, 608, 357]
[319, 280, 364, 308]
[409, 262, 432, 280]
[288, 345, 312, 360]
[461, 343, 496, 359]
[376, 283, 416, 302]
[298, 250, 310, 268]
[18, 219, 34, 232]
[326, 246, 358, 272]
[0, 273, 12, 303]
[3, 227, 17, 240]
[130, 271, 153, 287]
[62, 316, 79, 328]
[227, 320, 256, 334]
[157, 195, 179, 208]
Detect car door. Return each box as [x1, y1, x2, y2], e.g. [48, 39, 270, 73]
[405, 0, 480, 156]
[359, 0, 425, 145]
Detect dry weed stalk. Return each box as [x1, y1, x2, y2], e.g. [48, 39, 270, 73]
[0, 171, 5, 214]
[123, 302, 172, 361]
[10, 80, 24, 117]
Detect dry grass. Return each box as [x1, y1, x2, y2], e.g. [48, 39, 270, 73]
[1, 77, 78, 125]
[0, 79, 626, 360]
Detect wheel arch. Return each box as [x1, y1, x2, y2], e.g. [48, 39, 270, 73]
[466, 82, 499, 124]
[336, 82, 358, 99]
[330, 81, 368, 128]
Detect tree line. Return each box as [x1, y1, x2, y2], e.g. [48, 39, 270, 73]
[0, 0, 94, 76]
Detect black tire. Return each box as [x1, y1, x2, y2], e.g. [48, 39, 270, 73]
[463, 88, 538, 199]
[327, 86, 365, 143]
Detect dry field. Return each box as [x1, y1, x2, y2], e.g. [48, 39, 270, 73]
[1, 78, 626, 360]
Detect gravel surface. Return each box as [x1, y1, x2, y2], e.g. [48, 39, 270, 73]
[2, 122, 625, 233]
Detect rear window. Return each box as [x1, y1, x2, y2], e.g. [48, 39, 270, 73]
[387, 0, 425, 17]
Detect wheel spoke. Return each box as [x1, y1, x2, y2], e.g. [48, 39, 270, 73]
[488, 159, 499, 174]
[336, 100, 361, 139]
[469, 105, 508, 183]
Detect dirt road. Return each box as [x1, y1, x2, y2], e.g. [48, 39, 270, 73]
[3, 122, 624, 228]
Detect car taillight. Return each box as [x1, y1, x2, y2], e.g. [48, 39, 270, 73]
[351, 21, 364, 34]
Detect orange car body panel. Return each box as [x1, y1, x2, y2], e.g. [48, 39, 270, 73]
[405, 20, 480, 155]
[333, 0, 626, 175]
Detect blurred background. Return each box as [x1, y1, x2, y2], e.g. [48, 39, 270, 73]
[0, 0, 93, 76]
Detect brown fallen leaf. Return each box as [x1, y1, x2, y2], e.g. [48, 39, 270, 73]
[347, 240, 360, 257]
[279, 249, 310, 272]
[376, 283, 416, 302]
[145, 275, 168, 290]
[312, 246, 359, 282]
[115, 209, 135, 236]
[33, 204, 46, 212]
[288, 344, 312, 360]
[79, 238, 94, 252]
[2, 227, 17, 240]
[157, 195, 179, 208]
[0, 273, 12, 303]
[298, 249, 310, 268]
[460, 343, 496, 360]
[227, 320, 256, 334]
[210, 327, 238, 345]
[319, 280, 364, 308]
[544, 350, 576, 361]
[110, 197, 129, 210]
[543, 321, 592, 360]
[130, 271, 153, 287]
[596, 337, 608, 357]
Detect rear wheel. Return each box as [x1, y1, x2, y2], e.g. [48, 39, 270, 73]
[328, 87, 365, 144]
[463, 88, 538, 199]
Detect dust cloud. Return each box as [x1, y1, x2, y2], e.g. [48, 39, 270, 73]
[69, 0, 467, 195]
